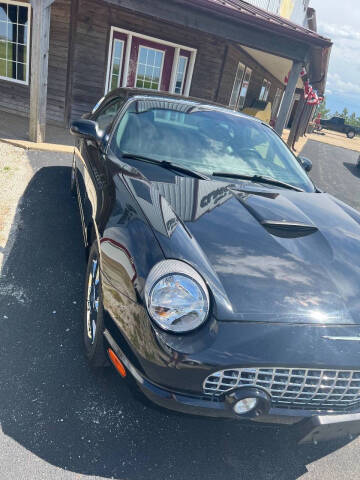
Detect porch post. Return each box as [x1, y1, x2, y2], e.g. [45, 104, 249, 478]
[29, 0, 54, 143]
[274, 61, 303, 136]
[287, 93, 306, 149]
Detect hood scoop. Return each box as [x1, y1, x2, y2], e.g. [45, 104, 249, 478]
[234, 190, 318, 239]
[260, 220, 318, 238]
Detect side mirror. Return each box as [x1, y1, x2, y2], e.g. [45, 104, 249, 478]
[70, 119, 103, 142]
[298, 156, 312, 173]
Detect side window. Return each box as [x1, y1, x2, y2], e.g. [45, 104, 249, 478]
[94, 99, 123, 131]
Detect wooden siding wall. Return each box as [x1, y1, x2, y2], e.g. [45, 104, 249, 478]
[70, 0, 227, 119]
[0, 0, 70, 125]
[0, 0, 286, 125]
[47, 0, 71, 124]
[216, 45, 284, 110]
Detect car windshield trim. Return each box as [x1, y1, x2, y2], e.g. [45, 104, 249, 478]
[121, 152, 209, 180]
[212, 172, 304, 192]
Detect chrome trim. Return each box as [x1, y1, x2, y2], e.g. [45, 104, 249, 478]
[322, 336, 360, 341]
[203, 367, 360, 411]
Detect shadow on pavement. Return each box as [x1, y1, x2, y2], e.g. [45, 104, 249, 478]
[0, 166, 351, 480]
[343, 162, 360, 179]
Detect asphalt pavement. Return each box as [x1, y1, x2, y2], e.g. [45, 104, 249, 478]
[1, 142, 360, 480]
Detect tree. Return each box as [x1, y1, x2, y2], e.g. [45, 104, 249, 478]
[317, 99, 331, 119]
[339, 107, 349, 122]
[348, 112, 358, 126]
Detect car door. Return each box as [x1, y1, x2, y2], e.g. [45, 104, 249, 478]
[75, 97, 124, 246]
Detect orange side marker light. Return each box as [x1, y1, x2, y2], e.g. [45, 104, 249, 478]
[108, 348, 127, 377]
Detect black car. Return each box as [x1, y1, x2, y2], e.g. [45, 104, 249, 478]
[71, 88, 360, 444]
[320, 116, 359, 139]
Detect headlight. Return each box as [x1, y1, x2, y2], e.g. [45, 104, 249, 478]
[144, 260, 210, 333]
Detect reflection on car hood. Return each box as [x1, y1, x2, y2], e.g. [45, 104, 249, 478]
[125, 175, 360, 324]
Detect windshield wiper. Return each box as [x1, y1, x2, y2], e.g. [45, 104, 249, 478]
[121, 152, 209, 180]
[212, 172, 304, 192]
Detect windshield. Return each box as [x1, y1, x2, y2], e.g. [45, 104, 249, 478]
[110, 100, 314, 192]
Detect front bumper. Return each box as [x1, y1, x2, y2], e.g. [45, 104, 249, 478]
[104, 329, 360, 443]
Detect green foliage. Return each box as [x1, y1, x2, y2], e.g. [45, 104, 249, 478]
[317, 99, 331, 119]
[319, 101, 360, 127]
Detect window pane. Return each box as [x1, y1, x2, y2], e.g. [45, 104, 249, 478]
[0, 58, 5, 76]
[237, 68, 252, 110]
[108, 39, 123, 91]
[17, 25, 27, 44]
[18, 6, 28, 25]
[259, 86, 265, 101]
[0, 3, 29, 82]
[95, 100, 122, 131]
[137, 63, 145, 76]
[0, 4, 7, 22]
[175, 56, 187, 94]
[0, 20, 6, 38]
[114, 41, 122, 59]
[229, 62, 245, 108]
[147, 48, 155, 65]
[6, 21, 13, 41]
[139, 47, 147, 64]
[112, 60, 120, 76]
[111, 74, 118, 91]
[155, 50, 163, 66]
[7, 60, 15, 79]
[8, 4, 16, 21]
[145, 65, 153, 79]
[7, 41, 14, 61]
[16, 61, 25, 81]
[0, 40, 5, 59]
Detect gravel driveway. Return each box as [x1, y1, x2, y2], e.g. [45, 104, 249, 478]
[0, 142, 32, 269]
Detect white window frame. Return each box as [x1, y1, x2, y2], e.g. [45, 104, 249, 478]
[229, 62, 245, 108]
[135, 45, 165, 91]
[107, 38, 124, 92]
[0, 0, 31, 85]
[237, 66, 252, 110]
[272, 87, 283, 117]
[105, 26, 197, 96]
[259, 79, 271, 102]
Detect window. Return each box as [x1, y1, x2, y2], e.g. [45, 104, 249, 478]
[237, 67, 252, 110]
[229, 62, 245, 108]
[105, 28, 197, 95]
[94, 99, 123, 131]
[110, 101, 314, 192]
[109, 39, 124, 91]
[135, 46, 164, 90]
[174, 55, 188, 94]
[271, 87, 283, 117]
[259, 79, 271, 102]
[229, 63, 252, 111]
[0, 1, 30, 84]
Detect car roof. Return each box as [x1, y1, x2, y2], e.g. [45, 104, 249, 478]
[105, 87, 261, 123]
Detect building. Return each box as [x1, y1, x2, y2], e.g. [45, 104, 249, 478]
[246, 0, 310, 26]
[0, 0, 332, 143]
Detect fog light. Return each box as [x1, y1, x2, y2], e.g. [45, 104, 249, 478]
[233, 397, 258, 415]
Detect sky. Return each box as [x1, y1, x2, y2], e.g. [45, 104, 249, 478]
[311, 0, 360, 116]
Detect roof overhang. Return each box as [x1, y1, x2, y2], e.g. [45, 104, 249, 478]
[104, 0, 332, 63]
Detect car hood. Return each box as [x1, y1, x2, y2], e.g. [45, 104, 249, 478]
[126, 175, 360, 324]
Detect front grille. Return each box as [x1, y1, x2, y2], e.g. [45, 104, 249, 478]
[203, 367, 360, 411]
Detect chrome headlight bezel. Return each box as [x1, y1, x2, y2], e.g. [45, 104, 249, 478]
[144, 260, 210, 333]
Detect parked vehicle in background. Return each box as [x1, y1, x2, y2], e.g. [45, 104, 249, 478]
[320, 117, 359, 139]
